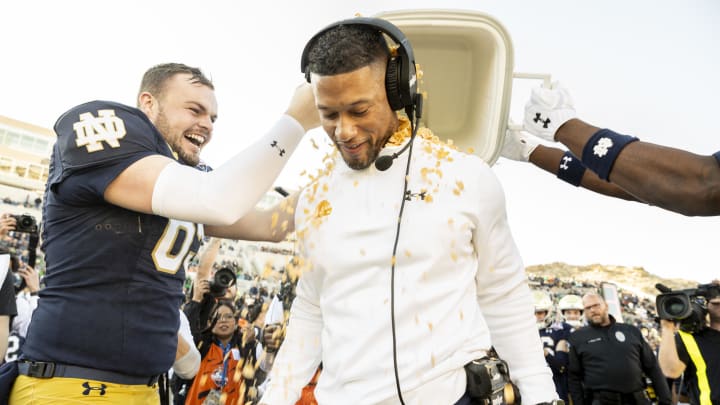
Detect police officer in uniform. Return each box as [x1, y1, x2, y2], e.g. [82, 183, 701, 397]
[568, 293, 671, 405]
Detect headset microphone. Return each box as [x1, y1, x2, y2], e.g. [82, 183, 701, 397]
[374, 141, 413, 171]
[374, 94, 423, 172]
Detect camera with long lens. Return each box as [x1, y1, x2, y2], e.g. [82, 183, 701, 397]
[208, 267, 237, 298]
[656, 283, 719, 333]
[11, 214, 38, 234]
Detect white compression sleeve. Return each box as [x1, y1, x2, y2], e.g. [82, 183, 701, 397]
[173, 310, 200, 379]
[151, 115, 304, 226]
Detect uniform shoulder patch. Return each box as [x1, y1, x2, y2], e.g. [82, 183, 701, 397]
[53, 100, 164, 171]
[73, 108, 127, 152]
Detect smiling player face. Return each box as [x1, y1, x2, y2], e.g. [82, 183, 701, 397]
[146, 73, 218, 166]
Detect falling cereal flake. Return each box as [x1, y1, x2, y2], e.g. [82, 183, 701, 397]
[353, 180, 359, 187]
[322, 183, 329, 192]
[451, 252, 458, 262]
[459, 310, 464, 320]
[404, 249, 412, 257]
[270, 212, 279, 229]
[467, 147, 475, 153]
[262, 262, 273, 278]
[456, 180, 464, 191]
[424, 194, 434, 203]
[453, 189, 461, 196]
[315, 200, 332, 218]
[242, 361, 256, 379]
[448, 218, 454, 226]
[415, 314, 420, 324]
[488, 267, 495, 272]
[431, 354, 436, 367]
[428, 322, 433, 331]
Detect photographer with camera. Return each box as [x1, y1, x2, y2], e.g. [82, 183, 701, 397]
[182, 300, 262, 405]
[657, 281, 720, 405]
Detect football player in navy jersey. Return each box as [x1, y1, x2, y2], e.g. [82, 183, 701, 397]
[9, 63, 319, 404]
[533, 291, 573, 402]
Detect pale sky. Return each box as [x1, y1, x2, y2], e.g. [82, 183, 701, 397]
[1, 0, 718, 284]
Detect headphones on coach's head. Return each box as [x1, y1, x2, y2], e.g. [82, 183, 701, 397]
[300, 17, 420, 118]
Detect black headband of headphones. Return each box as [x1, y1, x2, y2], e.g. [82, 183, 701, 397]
[300, 17, 418, 115]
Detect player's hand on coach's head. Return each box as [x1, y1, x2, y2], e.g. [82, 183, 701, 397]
[286, 82, 320, 132]
[523, 81, 577, 142]
[501, 127, 540, 162]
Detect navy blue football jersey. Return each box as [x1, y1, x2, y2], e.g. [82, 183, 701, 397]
[539, 321, 573, 402]
[23, 101, 202, 376]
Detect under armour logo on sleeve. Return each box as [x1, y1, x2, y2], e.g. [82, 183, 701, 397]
[560, 155, 573, 170]
[270, 140, 286, 156]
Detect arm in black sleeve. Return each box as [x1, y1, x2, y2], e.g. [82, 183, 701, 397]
[545, 348, 569, 375]
[640, 337, 672, 405]
[568, 342, 586, 405]
[183, 300, 204, 343]
[0, 272, 18, 316]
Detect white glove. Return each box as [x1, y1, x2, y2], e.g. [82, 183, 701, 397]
[523, 81, 577, 141]
[501, 128, 540, 162]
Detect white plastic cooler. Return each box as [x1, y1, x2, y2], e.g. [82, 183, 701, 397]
[375, 9, 524, 165]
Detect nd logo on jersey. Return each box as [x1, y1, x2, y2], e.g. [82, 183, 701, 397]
[73, 109, 127, 152]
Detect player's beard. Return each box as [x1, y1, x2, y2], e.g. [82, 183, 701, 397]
[154, 109, 200, 167]
[336, 125, 395, 171]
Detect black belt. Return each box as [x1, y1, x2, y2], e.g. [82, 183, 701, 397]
[18, 361, 160, 386]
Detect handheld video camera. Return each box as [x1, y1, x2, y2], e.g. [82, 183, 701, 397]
[11, 214, 38, 234]
[208, 267, 237, 298]
[656, 283, 719, 333]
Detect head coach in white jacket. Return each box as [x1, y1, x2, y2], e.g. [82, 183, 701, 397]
[261, 17, 556, 405]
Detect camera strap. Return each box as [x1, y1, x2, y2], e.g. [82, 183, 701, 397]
[678, 331, 711, 405]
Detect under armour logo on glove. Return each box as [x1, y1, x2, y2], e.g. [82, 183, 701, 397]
[404, 189, 427, 201]
[560, 155, 573, 170]
[523, 81, 577, 142]
[82, 381, 107, 396]
[270, 140, 286, 156]
[593, 137, 613, 157]
[533, 113, 551, 129]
